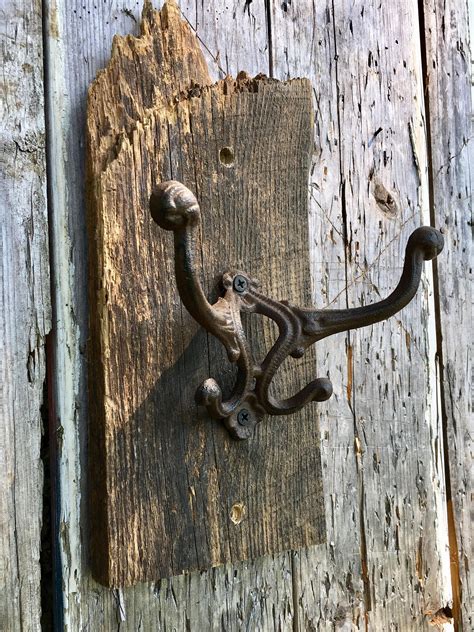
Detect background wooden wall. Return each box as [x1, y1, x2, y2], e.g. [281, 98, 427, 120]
[1, 0, 472, 630]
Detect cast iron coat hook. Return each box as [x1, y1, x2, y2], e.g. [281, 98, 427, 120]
[150, 181, 444, 439]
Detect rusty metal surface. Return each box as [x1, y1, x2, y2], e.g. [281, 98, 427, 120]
[150, 180, 444, 439]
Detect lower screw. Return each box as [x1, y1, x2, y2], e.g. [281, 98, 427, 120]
[237, 408, 252, 426]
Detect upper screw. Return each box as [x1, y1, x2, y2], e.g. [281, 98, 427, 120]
[233, 275, 248, 293]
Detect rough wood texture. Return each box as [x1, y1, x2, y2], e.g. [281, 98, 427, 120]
[43, 0, 470, 628]
[271, 2, 367, 627]
[87, 2, 325, 586]
[273, 2, 453, 629]
[422, 1, 473, 628]
[333, 2, 452, 628]
[0, 1, 50, 630]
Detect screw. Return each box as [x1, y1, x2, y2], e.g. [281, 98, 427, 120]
[237, 408, 252, 426]
[233, 275, 248, 293]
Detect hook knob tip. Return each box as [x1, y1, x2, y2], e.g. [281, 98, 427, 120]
[409, 226, 444, 261]
[313, 377, 333, 402]
[150, 180, 199, 230]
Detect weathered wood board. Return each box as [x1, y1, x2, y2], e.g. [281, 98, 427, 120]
[37, 0, 471, 629]
[270, 2, 367, 626]
[332, 1, 452, 626]
[0, 1, 51, 630]
[423, 0, 473, 626]
[273, 2, 454, 628]
[87, 1, 325, 587]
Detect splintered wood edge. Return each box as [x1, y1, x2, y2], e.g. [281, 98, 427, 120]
[87, 0, 209, 176]
[86, 0, 310, 179]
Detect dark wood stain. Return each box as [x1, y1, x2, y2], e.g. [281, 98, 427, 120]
[87, 2, 325, 587]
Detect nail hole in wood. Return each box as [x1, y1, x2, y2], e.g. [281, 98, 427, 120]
[230, 502, 245, 525]
[219, 146, 234, 167]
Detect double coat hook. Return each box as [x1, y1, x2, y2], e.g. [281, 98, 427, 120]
[150, 181, 443, 439]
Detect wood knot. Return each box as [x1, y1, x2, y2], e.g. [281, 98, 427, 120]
[372, 180, 399, 218]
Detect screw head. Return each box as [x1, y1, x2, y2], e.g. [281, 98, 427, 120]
[233, 275, 248, 293]
[237, 408, 252, 426]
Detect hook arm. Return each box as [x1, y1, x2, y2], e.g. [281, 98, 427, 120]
[291, 227, 444, 350]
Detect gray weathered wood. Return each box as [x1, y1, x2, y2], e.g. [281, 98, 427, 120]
[272, 2, 454, 629]
[334, 2, 452, 627]
[271, 2, 367, 627]
[0, 1, 50, 630]
[45, 0, 298, 628]
[43, 0, 467, 629]
[423, 0, 473, 628]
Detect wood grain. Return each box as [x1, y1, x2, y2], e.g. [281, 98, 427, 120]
[271, 1, 367, 627]
[87, 1, 325, 587]
[273, 1, 454, 629]
[327, 2, 452, 628]
[0, 1, 50, 630]
[422, 0, 473, 628]
[42, 0, 471, 628]
[45, 0, 299, 628]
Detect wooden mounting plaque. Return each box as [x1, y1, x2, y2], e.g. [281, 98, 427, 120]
[87, 1, 325, 587]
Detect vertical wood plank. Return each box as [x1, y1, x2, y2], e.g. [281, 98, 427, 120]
[0, 1, 50, 630]
[331, 2, 452, 629]
[273, 1, 455, 629]
[422, 1, 473, 628]
[44, 0, 465, 628]
[86, 4, 325, 581]
[271, 1, 367, 628]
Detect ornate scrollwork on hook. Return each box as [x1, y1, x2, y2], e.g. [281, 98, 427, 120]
[150, 181, 444, 439]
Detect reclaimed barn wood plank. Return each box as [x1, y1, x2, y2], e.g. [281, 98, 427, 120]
[271, 1, 367, 628]
[332, 2, 452, 629]
[45, 0, 297, 627]
[87, 3, 325, 585]
[422, 0, 473, 628]
[274, 1, 456, 629]
[0, 1, 51, 630]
